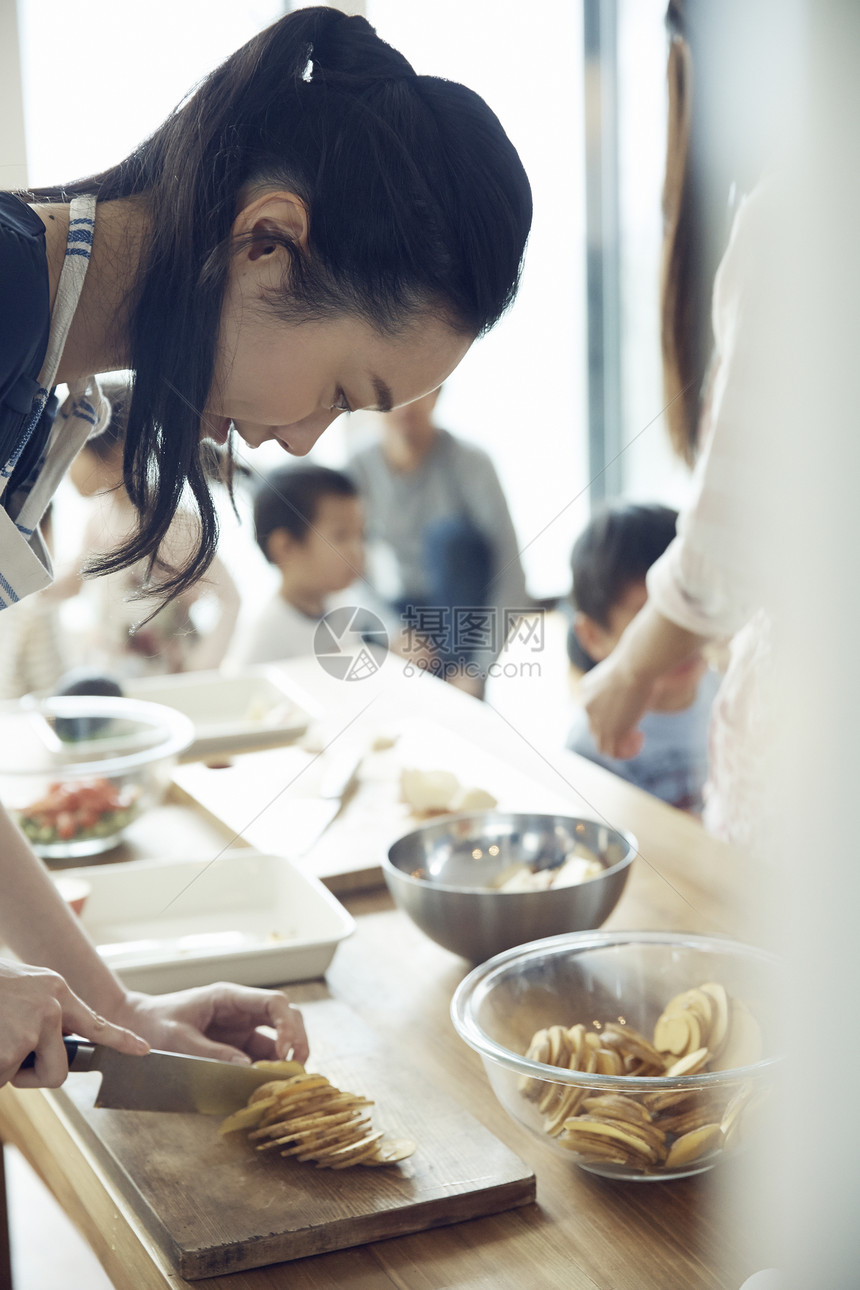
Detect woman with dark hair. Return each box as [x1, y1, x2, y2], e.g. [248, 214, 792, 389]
[0, 6, 532, 1087]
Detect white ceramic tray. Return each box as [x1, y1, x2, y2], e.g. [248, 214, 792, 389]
[62, 850, 355, 992]
[124, 666, 320, 759]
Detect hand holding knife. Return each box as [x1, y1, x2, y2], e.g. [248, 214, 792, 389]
[20, 1036, 299, 1113]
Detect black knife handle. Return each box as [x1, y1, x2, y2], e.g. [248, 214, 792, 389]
[19, 1036, 83, 1071]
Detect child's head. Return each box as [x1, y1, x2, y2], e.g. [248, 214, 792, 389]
[254, 464, 365, 600]
[571, 501, 706, 711]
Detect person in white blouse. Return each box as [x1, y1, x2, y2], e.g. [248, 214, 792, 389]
[581, 0, 776, 860]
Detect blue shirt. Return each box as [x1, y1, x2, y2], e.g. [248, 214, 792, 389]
[566, 668, 722, 813]
[0, 192, 53, 501]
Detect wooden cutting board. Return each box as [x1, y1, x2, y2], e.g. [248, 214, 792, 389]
[171, 722, 576, 895]
[57, 994, 536, 1280]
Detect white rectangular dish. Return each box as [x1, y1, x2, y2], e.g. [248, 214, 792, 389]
[60, 850, 355, 993]
[124, 667, 320, 760]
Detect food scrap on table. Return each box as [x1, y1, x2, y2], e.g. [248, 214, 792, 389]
[400, 766, 497, 817]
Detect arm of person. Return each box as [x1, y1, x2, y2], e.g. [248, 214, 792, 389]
[582, 190, 775, 763]
[0, 958, 150, 1090]
[578, 600, 710, 759]
[184, 551, 242, 672]
[156, 514, 241, 672]
[46, 504, 104, 601]
[0, 803, 308, 1088]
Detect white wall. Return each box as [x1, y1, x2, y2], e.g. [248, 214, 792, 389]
[1, 0, 28, 190]
[18, 0, 285, 185]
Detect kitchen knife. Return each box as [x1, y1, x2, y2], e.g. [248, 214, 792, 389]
[276, 743, 364, 860]
[21, 1037, 301, 1114]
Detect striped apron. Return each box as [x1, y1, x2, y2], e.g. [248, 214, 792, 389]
[0, 194, 109, 609]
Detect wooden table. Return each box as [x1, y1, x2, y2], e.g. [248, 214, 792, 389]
[0, 658, 776, 1289]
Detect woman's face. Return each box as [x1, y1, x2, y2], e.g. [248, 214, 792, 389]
[205, 286, 471, 457]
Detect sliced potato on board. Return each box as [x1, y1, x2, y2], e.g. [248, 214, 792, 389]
[220, 1071, 415, 1172]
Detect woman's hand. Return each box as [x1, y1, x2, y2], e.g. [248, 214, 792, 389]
[579, 655, 655, 760]
[0, 959, 149, 1090]
[579, 600, 711, 761]
[112, 982, 309, 1066]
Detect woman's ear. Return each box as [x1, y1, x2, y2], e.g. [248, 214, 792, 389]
[232, 191, 310, 262]
[574, 611, 612, 663]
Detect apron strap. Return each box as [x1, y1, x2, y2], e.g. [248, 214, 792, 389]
[0, 194, 108, 603]
[36, 193, 97, 390]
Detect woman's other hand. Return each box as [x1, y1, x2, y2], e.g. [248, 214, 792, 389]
[579, 601, 710, 759]
[579, 654, 653, 759]
[0, 959, 149, 1090]
[113, 982, 309, 1066]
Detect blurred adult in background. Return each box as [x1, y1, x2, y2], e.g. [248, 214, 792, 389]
[348, 388, 529, 697]
[581, 0, 781, 859]
[60, 382, 240, 679]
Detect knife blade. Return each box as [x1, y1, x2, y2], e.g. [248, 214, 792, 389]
[269, 744, 364, 860]
[21, 1037, 300, 1114]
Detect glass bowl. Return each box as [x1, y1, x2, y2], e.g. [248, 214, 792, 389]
[385, 813, 636, 962]
[0, 695, 194, 858]
[451, 930, 781, 1180]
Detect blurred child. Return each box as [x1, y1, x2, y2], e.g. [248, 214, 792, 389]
[229, 463, 395, 666]
[566, 502, 720, 813]
[62, 382, 240, 678]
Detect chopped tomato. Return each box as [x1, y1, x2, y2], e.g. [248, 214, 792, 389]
[17, 776, 140, 846]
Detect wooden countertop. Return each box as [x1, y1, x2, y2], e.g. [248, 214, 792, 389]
[0, 657, 776, 1289]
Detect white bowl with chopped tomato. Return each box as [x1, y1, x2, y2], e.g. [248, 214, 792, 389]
[0, 696, 194, 858]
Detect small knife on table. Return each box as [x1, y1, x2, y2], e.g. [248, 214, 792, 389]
[278, 743, 365, 860]
[20, 1037, 299, 1114]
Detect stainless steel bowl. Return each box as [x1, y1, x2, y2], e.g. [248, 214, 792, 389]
[384, 812, 636, 962]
